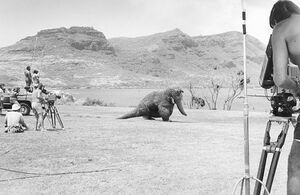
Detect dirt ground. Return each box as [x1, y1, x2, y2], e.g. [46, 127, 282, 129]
[0, 105, 294, 195]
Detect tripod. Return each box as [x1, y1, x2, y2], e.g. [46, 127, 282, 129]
[43, 102, 64, 130]
[253, 115, 296, 195]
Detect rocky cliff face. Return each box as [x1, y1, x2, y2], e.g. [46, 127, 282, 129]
[110, 29, 265, 87]
[7, 27, 115, 55]
[0, 27, 265, 89]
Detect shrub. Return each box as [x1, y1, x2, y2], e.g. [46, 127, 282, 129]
[82, 97, 114, 107]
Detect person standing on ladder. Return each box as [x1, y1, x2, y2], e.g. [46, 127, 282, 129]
[24, 66, 32, 92]
[32, 69, 40, 86]
[269, 1, 300, 194]
[0, 83, 5, 114]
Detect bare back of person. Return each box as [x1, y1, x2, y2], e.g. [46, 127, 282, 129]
[280, 14, 300, 66]
[279, 15, 300, 194]
[272, 13, 300, 91]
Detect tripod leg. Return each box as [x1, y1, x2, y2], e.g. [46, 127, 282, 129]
[46, 112, 52, 128]
[52, 106, 57, 128]
[46, 107, 55, 129]
[254, 121, 271, 195]
[54, 106, 64, 129]
[264, 122, 289, 195]
[253, 150, 268, 195]
[263, 152, 281, 195]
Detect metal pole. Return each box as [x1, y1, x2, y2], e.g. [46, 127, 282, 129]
[31, 36, 38, 66]
[241, 0, 250, 194]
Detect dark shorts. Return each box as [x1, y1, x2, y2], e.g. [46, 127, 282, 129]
[25, 80, 32, 87]
[294, 115, 300, 140]
[5, 125, 24, 133]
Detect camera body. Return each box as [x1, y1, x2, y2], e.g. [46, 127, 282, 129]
[259, 35, 275, 89]
[39, 85, 62, 106]
[45, 94, 61, 105]
[270, 92, 297, 117]
[260, 35, 300, 117]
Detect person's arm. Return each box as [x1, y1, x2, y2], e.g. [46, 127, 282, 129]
[272, 26, 298, 90]
[37, 90, 46, 103]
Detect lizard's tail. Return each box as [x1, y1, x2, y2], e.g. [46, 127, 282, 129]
[117, 109, 142, 119]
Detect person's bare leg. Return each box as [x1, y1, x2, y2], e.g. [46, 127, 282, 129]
[287, 140, 300, 195]
[33, 109, 39, 131]
[288, 119, 300, 195]
[37, 113, 44, 130]
[41, 112, 45, 131]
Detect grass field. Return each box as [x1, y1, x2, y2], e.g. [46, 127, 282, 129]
[0, 104, 294, 195]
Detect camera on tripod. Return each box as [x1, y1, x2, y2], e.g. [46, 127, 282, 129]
[38, 85, 61, 106]
[259, 35, 300, 117]
[45, 93, 61, 105]
[42, 91, 64, 130]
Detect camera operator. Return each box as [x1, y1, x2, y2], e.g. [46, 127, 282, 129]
[270, 1, 300, 194]
[31, 83, 46, 131]
[32, 69, 40, 86]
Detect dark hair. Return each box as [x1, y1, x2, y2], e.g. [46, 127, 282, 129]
[26, 66, 31, 70]
[269, 0, 300, 28]
[33, 70, 38, 74]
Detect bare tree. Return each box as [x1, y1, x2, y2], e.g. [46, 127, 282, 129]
[203, 79, 222, 110]
[223, 70, 250, 110]
[188, 82, 205, 109]
[189, 66, 248, 111]
[196, 65, 224, 110]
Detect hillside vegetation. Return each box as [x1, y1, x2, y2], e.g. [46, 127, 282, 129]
[0, 27, 265, 89]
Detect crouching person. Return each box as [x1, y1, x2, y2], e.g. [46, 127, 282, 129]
[4, 103, 28, 133]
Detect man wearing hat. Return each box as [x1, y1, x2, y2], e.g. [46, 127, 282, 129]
[4, 103, 28, 133]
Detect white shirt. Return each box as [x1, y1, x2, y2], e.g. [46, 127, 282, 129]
[5, 112, 26, 127]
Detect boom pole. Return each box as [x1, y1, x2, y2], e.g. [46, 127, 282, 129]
[241, 0, 250, 194]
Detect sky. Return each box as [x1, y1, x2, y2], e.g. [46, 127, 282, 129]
[1, 0, 300, 47]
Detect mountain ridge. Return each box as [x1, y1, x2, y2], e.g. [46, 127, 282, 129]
[0, 26, 265, 89]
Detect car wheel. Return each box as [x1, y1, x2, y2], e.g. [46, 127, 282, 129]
[20, 103, 31, 115]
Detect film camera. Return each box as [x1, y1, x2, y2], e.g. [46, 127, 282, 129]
[45, 93, 61, 105]
[259, 35, 300, 117]
[39, 85, 61, 105]
[41, 89, 64, 130]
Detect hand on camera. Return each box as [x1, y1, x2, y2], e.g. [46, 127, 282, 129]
[292, 87, 300, 99]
